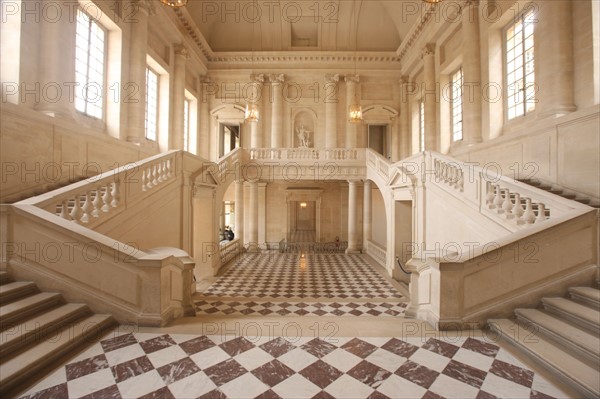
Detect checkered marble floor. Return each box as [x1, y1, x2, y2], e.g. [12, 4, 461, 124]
[18, 331, 570, 399]
[200, 253, 403, 300]
[195, 300, 407, 317]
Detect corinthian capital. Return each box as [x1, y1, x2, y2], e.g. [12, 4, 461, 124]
[421, 44, 435, 59]
[131, 0, 156, 16]
[345, 74, 360, 84]
[174, 44, 190, 58]
[269, 74, 285, 84]
[325, 74, 340, 83]
[251, 73, 265, 83]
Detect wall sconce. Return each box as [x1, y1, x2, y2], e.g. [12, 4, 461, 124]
[300, 202, 307, 208]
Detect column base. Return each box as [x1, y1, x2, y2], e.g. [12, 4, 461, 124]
[345, 248, 361, 254]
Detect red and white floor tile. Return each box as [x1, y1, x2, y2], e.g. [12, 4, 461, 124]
[19, 332, 570, 399]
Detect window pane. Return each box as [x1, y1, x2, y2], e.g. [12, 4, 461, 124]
[145, 68, 159, 141]
[75, 9, 105, 119]
[505, 11, 535, 120]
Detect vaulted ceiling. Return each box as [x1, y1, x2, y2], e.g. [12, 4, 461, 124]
[184, 0, 422, 52]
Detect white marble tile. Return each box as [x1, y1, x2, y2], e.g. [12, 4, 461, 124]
[365, 348, 407, 373]
[189, 345, 230, 369]
[324, 374, 374, 398]
[272, 373, 321, 399]
[20, 366, 67, 396]
[167, 371, 216, 398]
[321, 348, 363, 372]
[409, 348, 451, 372]
[481, 371, 532, 399]
[428, 374, 480, 399]
[277, 348, 319, 372]
[531, 373, 574, 398]
[104, 344, 146, 366]
[219, 373, 269, 399]
[146, 345, 188, 369]
[234, 347, 275, 370]
[376, 374, 427, 399]
[66, 368, 115, 398]
[116, 369, 165, 398]
[452, 347, 494, 372]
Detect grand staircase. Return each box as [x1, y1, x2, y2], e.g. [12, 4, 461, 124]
[489, 283, 600, 398]
[0, 270, 116, 396]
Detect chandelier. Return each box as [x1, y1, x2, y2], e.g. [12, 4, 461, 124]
[245, 0, 260, 123]
[348, 0, 363, 123]
[159, 0, 188, 7]
[422, 0, 443, 3]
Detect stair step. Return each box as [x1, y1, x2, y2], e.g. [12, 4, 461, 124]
[0, 281, 38, 303]
[515, 308, 600, 363]
[489, 318, 600, 398]
[0, 293, 63, 328]
[0, 314, 115, 396]
[0, 303, 90, 359]
[0, 271, 11, 285]
[542, 297, 600, 332]
[569, 287, 600, 308]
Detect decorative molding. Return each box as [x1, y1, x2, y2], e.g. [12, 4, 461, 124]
[396, 3, 438, 61]
[399, 76, 409, 85]
[133, 0, 156, 15]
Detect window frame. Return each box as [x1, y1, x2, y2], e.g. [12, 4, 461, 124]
[450, 67, 464, 142]
[503, 9, 536, 121]
[145, 66, 159, 142]
[74, 8, 108, 120]
[183, 98, 191, 152]
[419, 100, 425, 152]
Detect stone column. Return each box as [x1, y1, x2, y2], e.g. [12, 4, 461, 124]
[422, 44, 437, 151]
[199, 76, 212, 159]
[249, 74, 264, 148]
[270, 74, 285, 148]
[35, 0, 77, 118]
[536, 0, 576, 118]
[171, 44, 189, 150]
[363, 180, 372, 250]
[248, 181, 259, 245]
[345, 75, 360, 148]
[325, 74, 340, 148]
[126, 0, 154, 144]
[235, 180, 244, 244]
[399, 76, 411, 159]
[461, 0, 482, 144]
[346, 180, 361, 254]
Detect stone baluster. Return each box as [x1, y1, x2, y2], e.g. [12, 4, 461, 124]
[511, 193, 524, 219]
[102, 183, 113, 212]
[80, 191, 92, 223]
[486, 182, 495, 204]
[146, 167, 154, 189]
[502, 189, 513, 214]
[535, 203, 548, 223]
[92, 187, 102, 217]
[167, 159, 173, 178]
[70, 196, 83, 222]
[493, 185, 503, 208]
[157, 163, 164, 183]
[522, 198, 535, 224]
[111, 182, 120, 207]
[152, 165, 159, 186]
[59, 199, 70, 220]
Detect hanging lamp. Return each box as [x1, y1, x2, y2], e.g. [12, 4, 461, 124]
[348, 0, 363, 123]
[159, 0, 188, 8]
[245, 0, 260, 123]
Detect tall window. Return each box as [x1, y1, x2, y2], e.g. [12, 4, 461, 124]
[183, 99, 191, 152]
[505, 10, 535, 120]
[75, 9, 106, 119]
[451, 68, 464, 142]
[419, 100, 425, 152]
[145, 67, 159, 141]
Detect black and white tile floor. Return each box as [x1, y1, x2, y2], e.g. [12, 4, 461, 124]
[18, 332, 570, 399]
[200, 253, 403, 300]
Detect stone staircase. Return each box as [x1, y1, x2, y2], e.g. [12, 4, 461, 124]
[489, 284, 600, 398]
[0, 270, 116, 396]
[519, 178, 600, 208]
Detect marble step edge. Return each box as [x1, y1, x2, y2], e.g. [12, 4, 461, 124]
[488, 318, 599, 399]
